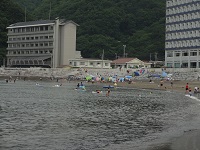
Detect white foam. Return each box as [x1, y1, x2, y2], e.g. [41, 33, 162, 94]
[185, 95, 200, 101]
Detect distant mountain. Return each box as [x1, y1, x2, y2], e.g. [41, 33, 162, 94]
[5, 0, 166, 63]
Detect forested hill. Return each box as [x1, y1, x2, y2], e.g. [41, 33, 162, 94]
[9, 0, 166, 61]
[0, 0, 33, 65]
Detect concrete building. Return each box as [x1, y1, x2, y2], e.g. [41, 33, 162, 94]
[111, 58, 152, 69]
[165, 0, 200, 68]
[6, 18, 79, 68]
[69, 58, 112, 69]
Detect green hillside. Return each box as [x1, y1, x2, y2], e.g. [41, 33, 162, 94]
[32, 0, 166, 60]
[6, 0, 166, 63]
[0, 0, 33, 65]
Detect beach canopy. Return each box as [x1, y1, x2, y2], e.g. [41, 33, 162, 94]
[125, 75, 132, 79]
[86, 75, 92, 81]
[119, 77, 124, 82]
[134, 72, 140, 76]
[112, 77, 117, 82]
[161, 71, 167, 77]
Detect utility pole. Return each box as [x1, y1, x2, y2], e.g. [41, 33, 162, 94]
[49, 2, 52, 20]
[155, 52, 158, 61]
[25, 7, 27, 22]
[102, 49, 104, 68]
[123, 45, 126, 58]
[150, 53, 152, 61]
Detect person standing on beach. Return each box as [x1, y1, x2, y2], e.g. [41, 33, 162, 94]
[170, 81, 173, 88]
[185, 83, 189, 93]
[106, 88, 110, 96]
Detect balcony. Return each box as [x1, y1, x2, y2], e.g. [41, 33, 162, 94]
[7, 38, 54, 43]
[7, 30, 54, 36]
[7, 46, 53, 50]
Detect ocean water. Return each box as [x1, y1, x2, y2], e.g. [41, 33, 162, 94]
[1, 80, 200, 150]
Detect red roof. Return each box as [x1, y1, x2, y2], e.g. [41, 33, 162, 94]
[111, 58, 136, 64]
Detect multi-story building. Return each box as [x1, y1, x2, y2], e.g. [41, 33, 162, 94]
[165, 0, 200, 68]
[6, 18, 80, 68]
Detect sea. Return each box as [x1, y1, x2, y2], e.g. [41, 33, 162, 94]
[1, 80, 200, 150]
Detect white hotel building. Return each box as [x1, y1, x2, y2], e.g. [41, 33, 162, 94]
[6, 18, 80, 68]
[165, 0, 200, 68]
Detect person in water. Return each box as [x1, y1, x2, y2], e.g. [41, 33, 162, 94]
[106, 88, 110, 96]
[80, 82, 83, 86]
[77, 83, 80, 88]
[96, 90, 101, 93]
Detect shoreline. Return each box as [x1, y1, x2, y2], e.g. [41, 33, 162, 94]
[1, 74, 199, 94]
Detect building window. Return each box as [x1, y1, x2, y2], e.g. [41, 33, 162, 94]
[40, 26, 44, 31]
[45, 26, 48, 31]
[49, 42, 53, 46]
[90, 62, 93, 65]
[80, 62, 85, 65]
[190, 52, 197, 56]
[167, 52, 173, 57]
[175, 53, 180, 57]
[174, 63, 180, 68]
[167, 63, 172, 67]
[182, 52, 188, 56]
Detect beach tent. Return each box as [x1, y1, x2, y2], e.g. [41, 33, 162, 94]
[119, 77, 125, 82]
[112, 77, 117, 82]
[86, 75, 93, 81]
[125, 75, 132, 79]
[134, 72, 140, 76]
[161, 71, 167, 77]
